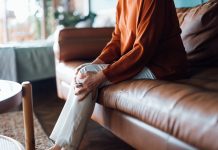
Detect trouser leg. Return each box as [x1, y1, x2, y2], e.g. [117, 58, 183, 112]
[49, 64, 108, 149]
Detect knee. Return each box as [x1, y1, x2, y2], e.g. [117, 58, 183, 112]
[78, 64, 108, 74]
[79, 64, 96, 74]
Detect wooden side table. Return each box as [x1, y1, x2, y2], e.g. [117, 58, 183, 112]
[0, 80, 22, 113]
[0, 80, 35, 150]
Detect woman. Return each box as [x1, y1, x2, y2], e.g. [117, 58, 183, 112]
[49, 0, 187, 149]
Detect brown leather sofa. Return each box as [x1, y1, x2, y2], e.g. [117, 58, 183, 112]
[53, 1, 218, 150]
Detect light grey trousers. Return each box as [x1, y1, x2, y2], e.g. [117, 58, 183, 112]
[49, 64, 156, 149]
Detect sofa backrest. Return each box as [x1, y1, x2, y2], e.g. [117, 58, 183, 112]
[56, 27, 114, 61]
[177, 0, 218, 67]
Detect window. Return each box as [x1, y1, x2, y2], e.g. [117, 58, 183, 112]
[0, 0, 55, 44]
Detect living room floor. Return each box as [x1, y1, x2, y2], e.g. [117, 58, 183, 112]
[32, 78, 133, 150]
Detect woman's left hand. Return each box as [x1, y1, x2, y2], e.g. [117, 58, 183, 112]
[74, 71, 106, 101]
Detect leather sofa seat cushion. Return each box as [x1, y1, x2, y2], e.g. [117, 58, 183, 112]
[56, 61, 218, 94]
[180, 0, 218, 67]
[57, 61, 218, 92]
[98, 79, 218, 149]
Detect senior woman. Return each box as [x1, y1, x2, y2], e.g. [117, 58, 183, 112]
[49, 0, 187, 149]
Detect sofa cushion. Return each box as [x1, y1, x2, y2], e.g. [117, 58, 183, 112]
[179, 0, 218, 67]
[98, 79, 218, 149]
[176, 8, 192, 26]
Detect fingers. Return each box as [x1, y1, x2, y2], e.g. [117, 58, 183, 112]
[73, 72, 86, 85]
[74, 72, 94, 87]
[74, 64, 87, 84]
[75, 83, 83, 88]
[73, 64, 99, 101]
[74, 86, 88, 95]
[74, 83, 98, 101]
[77, 73, 87, 80]
[74, 86, 90, 101]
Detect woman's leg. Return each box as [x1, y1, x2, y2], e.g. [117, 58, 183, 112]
[49, 64, 108, 149]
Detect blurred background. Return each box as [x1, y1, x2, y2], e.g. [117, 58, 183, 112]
[0, 0, 208, 44]
[0, 0, 117, 44]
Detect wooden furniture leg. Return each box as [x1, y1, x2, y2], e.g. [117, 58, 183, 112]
[22, 81, 35, 150]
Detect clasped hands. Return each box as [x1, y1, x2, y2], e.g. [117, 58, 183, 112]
[73, 66, 106, 101]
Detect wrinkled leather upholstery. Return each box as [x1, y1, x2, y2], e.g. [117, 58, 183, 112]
[54, 2, 218, 149]
[98, 79, 218, 150]
[92, 103, 196, 150]
[180, 1, 218, 67]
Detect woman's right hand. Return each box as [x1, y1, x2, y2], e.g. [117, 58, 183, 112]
[73, 63, 90, 86]
[74, 71, 106, 101]
[73, 59, 104, 85]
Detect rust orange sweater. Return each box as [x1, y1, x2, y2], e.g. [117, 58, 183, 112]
[97, 0, 187, 83]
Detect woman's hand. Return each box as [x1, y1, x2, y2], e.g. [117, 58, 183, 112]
[74, 71, 106, 101]
[73, 59, 104, 86]
[73, 63, 91, 86]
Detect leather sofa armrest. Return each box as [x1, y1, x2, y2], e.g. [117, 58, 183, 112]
[53, 27, 114, 62]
